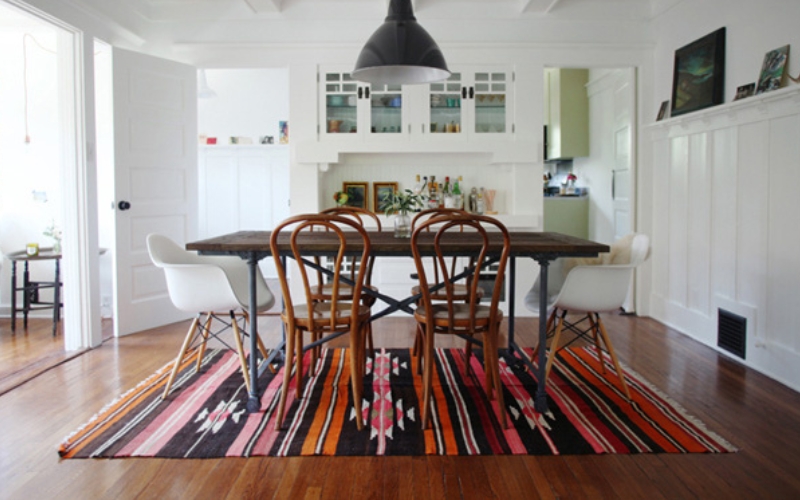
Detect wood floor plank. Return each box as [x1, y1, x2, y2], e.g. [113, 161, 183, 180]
[3, 315, 800, 498]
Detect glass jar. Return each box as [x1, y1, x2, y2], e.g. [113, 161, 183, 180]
[393, 213, 411, 238]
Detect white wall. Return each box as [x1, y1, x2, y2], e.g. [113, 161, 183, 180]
[0, 19, 62, 311]
[645, 0, 800, 391]
[198, 68, 289, 145]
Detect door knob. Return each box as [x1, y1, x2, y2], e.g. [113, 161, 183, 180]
[117, 200, 131, 211]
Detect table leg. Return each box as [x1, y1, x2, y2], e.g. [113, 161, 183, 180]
[534, 258, 550, 412]
[246, 252, 260, 412]
[508, 256, 516, 347]
[23, 261, 30, 330]
[52, 258, 61, 336]
[11, 261, 17, 332]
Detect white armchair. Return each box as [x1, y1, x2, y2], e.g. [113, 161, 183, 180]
[524, 233, 651, 399]
[146, 233, 275, 399]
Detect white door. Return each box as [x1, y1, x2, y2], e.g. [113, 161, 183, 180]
[610, 69, 636, 311]
[112, 47, 198, 336]
[611, 69, 635, 241]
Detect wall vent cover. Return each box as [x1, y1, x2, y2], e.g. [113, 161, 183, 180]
[718, 308, 746, 359]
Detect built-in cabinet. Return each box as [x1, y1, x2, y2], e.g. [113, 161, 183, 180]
[318, 65, 515, 142]
[544, 68, 589, 160]
[198, 145, 290, 276]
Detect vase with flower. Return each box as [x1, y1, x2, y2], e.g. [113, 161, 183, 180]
[332, 191, 350, 207]
[43, 220, 62, 254]
[383, 189, 423, 238]
[563, 173, 578, 195]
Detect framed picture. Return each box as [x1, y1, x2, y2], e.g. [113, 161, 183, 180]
[656, 100, 670, 121]
[373, 182, 398, 213]
[342, 182, 368, 210]
[734, 83, 756, 101]
[756, 45, 789, 95]
[279, 121, 289, 144]
[670, 27, 726, 117]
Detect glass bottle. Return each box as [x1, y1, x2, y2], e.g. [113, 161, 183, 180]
[412, 175, 423, 212]
[428, 176, 439, 209]
[453, 176, 464, 209]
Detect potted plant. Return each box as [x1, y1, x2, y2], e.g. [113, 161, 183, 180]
[382, 189, 423, 238]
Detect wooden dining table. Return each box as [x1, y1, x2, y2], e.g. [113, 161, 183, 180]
[187, 229, 609, 414]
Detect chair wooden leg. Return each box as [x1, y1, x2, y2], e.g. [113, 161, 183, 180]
[230, 311, 253, 395]
[586, 314, 606, 374]
[487, 326, 508, 428]
[350, 321, 364, 430]
[310, 330, 319, 375]
[595, 314, 632, 400]
[531, 309, 558, 363]
[195, 313, 213, 373]
[413, 323, 424, 375]
[296, 330, 305, 396]
[465, 336, 474, 376]
[544, 311, 567, 380]
[275, 325, 296, 431]
[421, 323, 435, 430]
[163, 315, 201, 399]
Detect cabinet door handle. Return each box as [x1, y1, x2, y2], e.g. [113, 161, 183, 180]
[422, 124, 425, 134]
[462, 87, 467, 99]
[469, 87, 475, 99]
[364, 87, 370, 99]
[358, 87, 363, 99]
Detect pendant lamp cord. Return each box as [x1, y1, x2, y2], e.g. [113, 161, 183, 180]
[22, 33, 56, 144]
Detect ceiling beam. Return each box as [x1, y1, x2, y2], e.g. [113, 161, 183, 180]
[243, 0, 282, 14]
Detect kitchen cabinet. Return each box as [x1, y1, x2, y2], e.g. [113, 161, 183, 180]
[320, 67, 410, 140]
[543, 196, 589, 239]
[544, 68, 589, 160]
[318, 65, 514, 142]
[424, 68, 514, 139]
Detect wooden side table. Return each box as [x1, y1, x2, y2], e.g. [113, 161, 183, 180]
[6, 248, 62, 336]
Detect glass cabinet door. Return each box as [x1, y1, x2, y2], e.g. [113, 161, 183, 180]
[324, 72, 359, 134]
[429, 73, 462, 134]
[473, 72, 507, 134]
[369, 83, 403, 135]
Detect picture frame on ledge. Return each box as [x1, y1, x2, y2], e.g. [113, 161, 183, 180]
[756, 45, 789, 95]
[670, 27, 726, 117]
[734, 83, 756, 101]
[373, 182, 398, 214]
[656, 100, 670, 121]
[342, 182, 368, 210]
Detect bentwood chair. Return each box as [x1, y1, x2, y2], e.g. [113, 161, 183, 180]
[409, 208, 483, 371]
[271, 214, 372, 431]
[146, 233, 275, 399]
[525, 233, 651, 399]
[317, 206, 381, 358]
[411, 213, 510, 429]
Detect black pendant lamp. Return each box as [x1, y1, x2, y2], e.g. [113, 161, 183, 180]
[352, 0, 450, 85]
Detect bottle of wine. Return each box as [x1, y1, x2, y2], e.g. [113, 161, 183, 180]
[453, 176, 464, 209]
[443, 176, 455, 208]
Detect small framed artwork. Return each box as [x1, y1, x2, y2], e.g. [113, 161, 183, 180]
[279, 121, 289, 144]
[756, 45, 789, 95]
[342, 181, 368, 210]
[656, 100, 670, 121]
[670, 27, 726, 117]
[373, 182, 398, 213]
[734, 83, 756, 101]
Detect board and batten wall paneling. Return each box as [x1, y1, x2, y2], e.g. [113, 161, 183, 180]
[646, 86, 800, 391]
[767, 115, 800, 353]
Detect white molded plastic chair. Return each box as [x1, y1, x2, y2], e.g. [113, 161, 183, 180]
[525, 233, 651, 399]
[146, 233, 275, 399]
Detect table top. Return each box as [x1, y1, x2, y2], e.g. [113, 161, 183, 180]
[187, 230, 609, 259]
[6, 248, 62, 261]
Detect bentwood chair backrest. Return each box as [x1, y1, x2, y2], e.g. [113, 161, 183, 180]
[412, 208, 470, 285]
[270, 213, 372, 334]
[320, 206, 381, 287]
[411, 213, 510, 332]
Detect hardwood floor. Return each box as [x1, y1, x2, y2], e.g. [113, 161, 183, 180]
[2, 313, 800, 499]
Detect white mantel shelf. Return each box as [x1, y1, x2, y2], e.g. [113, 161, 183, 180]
[645, 84, 800, 136]
[295, 139, 536, 165]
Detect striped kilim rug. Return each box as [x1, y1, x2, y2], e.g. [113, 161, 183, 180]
[59, 347, 736, 458]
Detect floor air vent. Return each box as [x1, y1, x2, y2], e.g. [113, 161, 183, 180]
[718, 309, 746, 359]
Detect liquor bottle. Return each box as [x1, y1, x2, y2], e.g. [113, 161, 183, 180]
[443, 176, 456, 208]
[412, 174, 423, 212]
[452, 176, 464, 209]
[438, 183, 444, 208]
[428, 176, 439, 209]
[468, 187, 479, 214]
[476, 187, 486, 215]
[421, 176, 429, 203]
